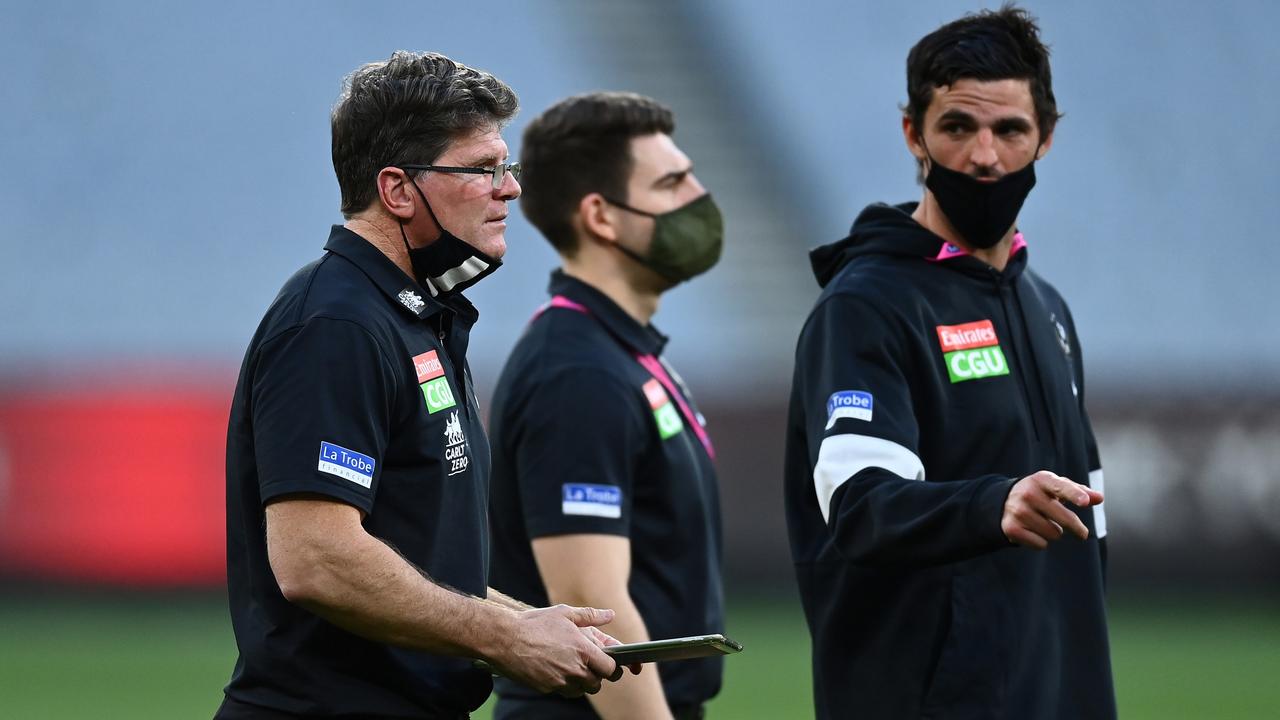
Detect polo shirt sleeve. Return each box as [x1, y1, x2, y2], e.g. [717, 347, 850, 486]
[250, 316, 397, 514]
[796, 293, 1013, 568]
[509, 367, 648, 539]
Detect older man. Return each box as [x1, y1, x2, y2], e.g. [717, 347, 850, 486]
[218, 52, 625, 720]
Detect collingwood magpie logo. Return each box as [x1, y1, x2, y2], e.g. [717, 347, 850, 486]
[1050, 312, 1071, 356]
[397, 287, 425, 313]
[443, 411, 469, 476]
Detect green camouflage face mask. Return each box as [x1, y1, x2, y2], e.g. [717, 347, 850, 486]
[605, 194, 724, 283]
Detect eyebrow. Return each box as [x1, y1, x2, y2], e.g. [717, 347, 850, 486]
[652, 165, 693, 188]
[936, 109, 1033, 131]
[936, 110, 977, 126]
[462, 154, 504, 167]
[443, 147, 506, 167]
[994, 117, 1034, 132]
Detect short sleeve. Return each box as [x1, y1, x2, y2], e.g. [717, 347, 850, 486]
[251, 317, 396, 513]
[509, 368, 648, 539]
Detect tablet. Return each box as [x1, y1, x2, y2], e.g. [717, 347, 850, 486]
[604, 634, 743, 664]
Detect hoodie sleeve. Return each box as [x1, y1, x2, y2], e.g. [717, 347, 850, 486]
[1064, 303, 1107, 577]
[796, 293, 1014, 568]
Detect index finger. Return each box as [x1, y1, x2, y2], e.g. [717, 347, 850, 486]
[1047, 477, 1092, 508]
[1042, 498, 1090, 541]
[583, 643, 619, 681]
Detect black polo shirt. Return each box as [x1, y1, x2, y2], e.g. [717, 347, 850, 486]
[220, 225, 491, 719]
[488, 271, 725, 717]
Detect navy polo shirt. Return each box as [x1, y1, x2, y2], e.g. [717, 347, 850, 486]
[220, 226, 491, 719]
[488, 271, 725, 716]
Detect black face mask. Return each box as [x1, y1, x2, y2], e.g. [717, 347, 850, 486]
[924, 154, 1037, 250]
[397, 172, 501, 297]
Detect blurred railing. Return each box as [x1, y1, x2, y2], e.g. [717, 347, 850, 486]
[2, 375, 1277, 591]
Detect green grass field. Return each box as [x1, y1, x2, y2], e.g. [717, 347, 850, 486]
[0, 592, 1276, 719]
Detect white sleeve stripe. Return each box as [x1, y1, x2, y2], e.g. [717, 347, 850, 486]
[814, 434, 925, 523]
[1089, 468, 1107, 538]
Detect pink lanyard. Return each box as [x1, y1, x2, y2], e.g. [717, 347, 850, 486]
[533, 295, 716, 460]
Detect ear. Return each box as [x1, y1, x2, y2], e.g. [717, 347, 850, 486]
[902, 115, 927, 163]
[1035, 129, 1054, 161]
[376, 167, 417, 221]
[578, 192, 620, 244]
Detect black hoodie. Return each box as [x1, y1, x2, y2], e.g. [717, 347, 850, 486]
[784, 203, 1115, 720]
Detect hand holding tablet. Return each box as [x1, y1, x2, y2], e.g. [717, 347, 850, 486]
[474, 633, 742, 675]
[603, 634, 743, 665]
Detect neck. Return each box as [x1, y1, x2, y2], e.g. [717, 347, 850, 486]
[345, 217, 414, 279]
[912, 191, 1014, 272]
[561, 260, 660, 325]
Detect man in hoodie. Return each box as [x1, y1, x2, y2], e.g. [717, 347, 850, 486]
[784, 7, 1115, 720]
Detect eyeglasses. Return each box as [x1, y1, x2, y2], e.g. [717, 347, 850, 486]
[399, 162, 521, 190]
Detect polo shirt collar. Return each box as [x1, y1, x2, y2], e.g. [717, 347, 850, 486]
[548, 270, 667, 356]
[323, 225, 447, 321]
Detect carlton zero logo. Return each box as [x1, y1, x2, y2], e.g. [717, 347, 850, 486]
[412, 350, 457, 414]
[317, 441, 376, 488]
[936, 319, 1010, 383]
[442, 411, 469, 476]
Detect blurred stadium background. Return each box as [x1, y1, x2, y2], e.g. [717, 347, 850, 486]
[2, 1, 1277, 717]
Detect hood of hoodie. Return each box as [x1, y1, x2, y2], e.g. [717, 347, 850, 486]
[810, 202, 1026, 288]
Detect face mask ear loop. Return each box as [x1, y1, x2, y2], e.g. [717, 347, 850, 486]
[398, 219, 413, 257]
[401, 170, 447, 246]
[599, 196, 657, 267]
[918, 134, 937, 176]
[613, 242, 650, 267]
[601, 196, 657, 218]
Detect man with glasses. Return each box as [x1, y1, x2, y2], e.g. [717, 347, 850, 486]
[218, 52, 630, 720]
[784, 7, 1115, 719]
[487, 92, 726, 720]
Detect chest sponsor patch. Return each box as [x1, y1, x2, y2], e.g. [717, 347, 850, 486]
[936, 319, 1010, 383]
[642, 378, 684, 440]
[413, 350, 446, 383]
[317, 441, 375, 488]
[826, 390, 873, 428]
[562, 483, 623, 519]
[420, 376, 457, 414]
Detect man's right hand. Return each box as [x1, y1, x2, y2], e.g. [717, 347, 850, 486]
[488, 604, 622, 697]
[1001, 470, 1104, 549]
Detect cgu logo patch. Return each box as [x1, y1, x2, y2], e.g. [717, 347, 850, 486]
[642, 378, 684, 440]
[936, 320, 1010, 383]
[412, 350, 456, 414]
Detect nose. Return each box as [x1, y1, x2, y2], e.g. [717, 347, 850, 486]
[969, 129, 999, 171]
[494, 168, 521, 200]
[681, 172, 707, 202]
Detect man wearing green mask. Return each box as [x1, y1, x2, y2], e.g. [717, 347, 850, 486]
[488, 91, 726, 720]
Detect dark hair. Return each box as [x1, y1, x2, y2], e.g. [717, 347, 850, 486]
[331, 51, 518, 218]
[518, 92, 674, 255]
[904, 4, 1062, 143]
